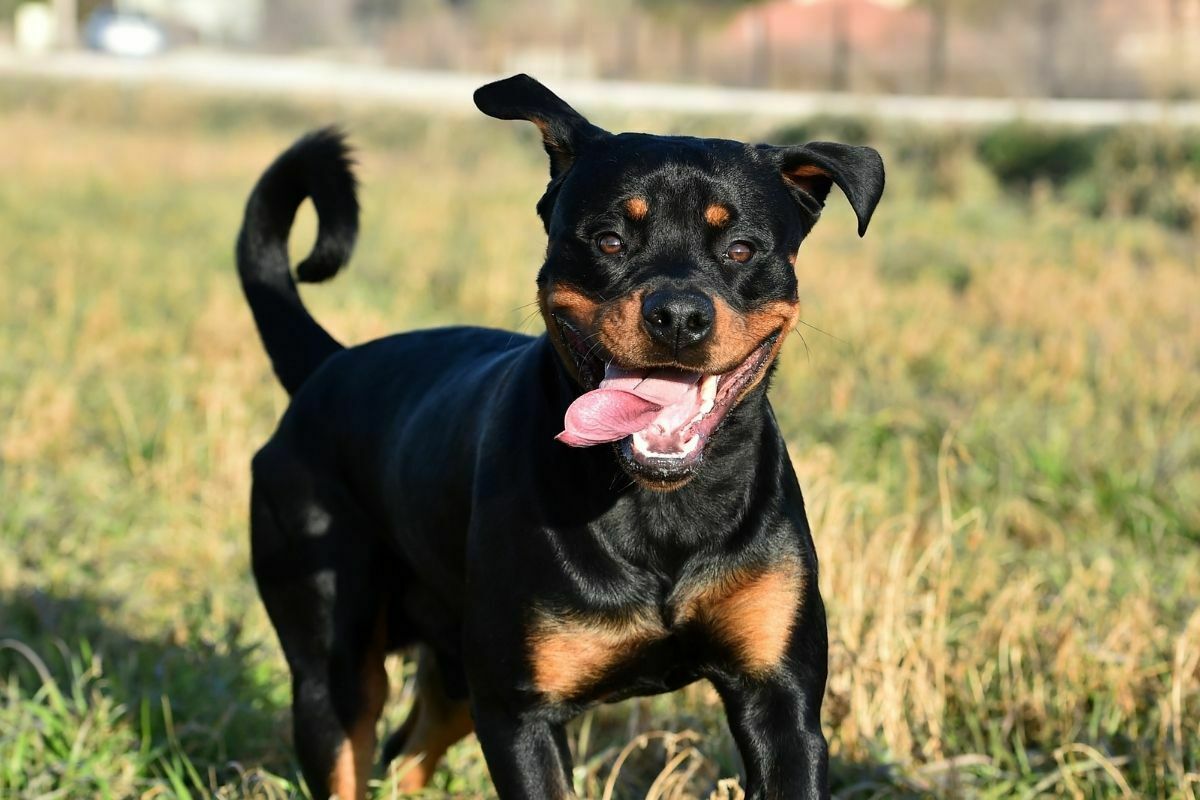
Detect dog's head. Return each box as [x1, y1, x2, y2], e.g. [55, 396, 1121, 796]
[475, 75, 884, 488]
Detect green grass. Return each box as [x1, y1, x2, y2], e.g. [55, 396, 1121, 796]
[0, 80, 1197, 798]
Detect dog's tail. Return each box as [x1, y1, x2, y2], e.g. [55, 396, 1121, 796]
[236, 128, 359, 396]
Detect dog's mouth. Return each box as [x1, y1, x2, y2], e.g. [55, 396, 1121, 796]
[552, 316, 779, 483]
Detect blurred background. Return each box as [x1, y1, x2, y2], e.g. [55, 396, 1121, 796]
[0, 1, 1198, 799]
[5, 0, 1200, 98]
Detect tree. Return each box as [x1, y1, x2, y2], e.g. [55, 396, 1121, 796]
[910, 0, 1000, 94]
[1035, 0, 1064, 97]
[925, 0, 948, 93]
[830, 0, 849, 91]
[637, 0, 759, 82]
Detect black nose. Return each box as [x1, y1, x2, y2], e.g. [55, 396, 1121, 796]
[641, 289, 715, 351]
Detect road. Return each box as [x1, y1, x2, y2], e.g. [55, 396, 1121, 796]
[3, 48, 1200, 127]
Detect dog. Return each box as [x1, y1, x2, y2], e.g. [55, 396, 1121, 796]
[236, 74, 883, 799]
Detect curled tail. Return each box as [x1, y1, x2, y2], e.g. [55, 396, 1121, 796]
[236, 128, 359, 395]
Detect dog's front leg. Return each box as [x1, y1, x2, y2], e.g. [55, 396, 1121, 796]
[713, 587, 830, 800]
[463, 587, 576, 796]
[715, 673, 829, 800]
[471, 701, 575, 799]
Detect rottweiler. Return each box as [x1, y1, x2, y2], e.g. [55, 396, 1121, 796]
[236, 74, 883, 799]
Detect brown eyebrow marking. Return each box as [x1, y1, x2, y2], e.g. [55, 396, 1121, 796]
[625, 197, 649, 220]
[704, 204, 731, 227]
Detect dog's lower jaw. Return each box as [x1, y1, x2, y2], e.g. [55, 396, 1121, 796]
[621, 384, 773, 493]
[613, 437, 700, 490]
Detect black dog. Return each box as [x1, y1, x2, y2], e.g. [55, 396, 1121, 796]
[236, 75, 883, 799]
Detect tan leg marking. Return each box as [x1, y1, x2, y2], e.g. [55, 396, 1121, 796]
[390, 649, 475, 791]
[679, 561, 805, 675]
[529, 610, 667, 702]
[329, 614, 389, 800]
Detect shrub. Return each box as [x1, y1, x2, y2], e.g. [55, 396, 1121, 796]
[976, 123, 1105, 188]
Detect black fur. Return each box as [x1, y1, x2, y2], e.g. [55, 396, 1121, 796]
[236, 127, 358, 394]
[238, 75, 884, 799]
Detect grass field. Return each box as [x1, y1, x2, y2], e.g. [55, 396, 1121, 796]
[0, 79, 1198, 798]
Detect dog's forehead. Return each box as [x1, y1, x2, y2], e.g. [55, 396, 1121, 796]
[571, 132, 779, 208]
[609, 131, 748, 158]
[605, 133, 759, 178]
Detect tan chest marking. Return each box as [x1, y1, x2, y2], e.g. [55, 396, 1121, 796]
[528, 610, 667, 702]
[528, 564, 804, 701]
[678, 561, 805, 675]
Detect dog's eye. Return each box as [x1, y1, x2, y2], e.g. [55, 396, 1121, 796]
[725, 241, 754, 263]
[596, 232, 624, 255]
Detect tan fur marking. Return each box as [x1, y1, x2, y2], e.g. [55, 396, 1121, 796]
[680, 562, 805, 674]
[539, 282, 604, 385]
[704, 203, 731, 227]
[542, 284, 797, 408]
[540, 283, 601, 329]
[391, 702, 473, 790]
[784, 164, 833, 198]
[596, 290, 654, 366]
[529, 610, 667, 702]
[788, 164, 830, 178]
[391, 648, 474, 791]
[787, 252, 797, 265]
[706, 297, 800, 378]
[329, 614, 390, 800]
[529, 116, 564, 150]
[625, 196, 650, 220]
[596, 295, 797, 376]
[329, 743, 358, 800]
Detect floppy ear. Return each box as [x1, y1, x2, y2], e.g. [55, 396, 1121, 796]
[765, 142, 885, 236]
[474, 74, 607, 179]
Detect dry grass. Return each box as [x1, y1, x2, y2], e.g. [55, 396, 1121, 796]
[0, 80, 1197, 798]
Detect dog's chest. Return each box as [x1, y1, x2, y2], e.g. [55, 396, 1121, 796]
[526, 561, 804, 703]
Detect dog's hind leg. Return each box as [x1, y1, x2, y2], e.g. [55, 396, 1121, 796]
[250, 473, 391, 800]
[381, 645, 474, 791]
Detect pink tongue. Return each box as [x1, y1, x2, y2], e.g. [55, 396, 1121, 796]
[556, 367, 700, 447]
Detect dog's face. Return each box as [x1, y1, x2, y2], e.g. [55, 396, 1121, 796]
[476, 75, 884, 487]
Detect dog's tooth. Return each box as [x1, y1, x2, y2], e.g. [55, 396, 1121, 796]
[698, 375, 718, 416]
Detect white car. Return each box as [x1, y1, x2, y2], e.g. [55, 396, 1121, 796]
[83, 10, 167, 57]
